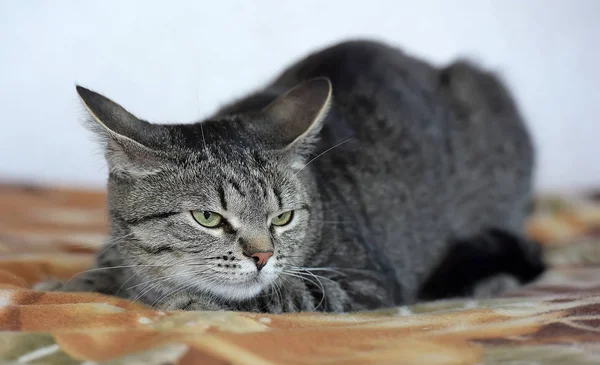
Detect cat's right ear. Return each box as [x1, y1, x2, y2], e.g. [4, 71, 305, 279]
[76, 86, 167, 178]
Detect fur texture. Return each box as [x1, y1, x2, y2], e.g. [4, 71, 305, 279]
[43, 40, 544, 312]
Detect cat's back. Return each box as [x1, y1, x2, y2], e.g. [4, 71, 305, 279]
[273, 40, 533, 235]
[272, 40, 450, 185]
[273, 40, 442, 137]
[269, 40, 534, 298]
[216, 39, 534, 303]
[272, 40, 452, 202]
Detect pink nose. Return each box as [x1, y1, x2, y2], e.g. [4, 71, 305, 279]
[244, 251, 273, 271]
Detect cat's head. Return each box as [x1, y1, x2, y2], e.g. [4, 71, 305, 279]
[77, 79, 332, 301]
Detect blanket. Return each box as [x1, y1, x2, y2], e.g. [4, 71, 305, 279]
[0, 184, 599, 364]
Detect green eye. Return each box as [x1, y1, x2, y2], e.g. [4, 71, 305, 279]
[271, 211, 294, 226]
[192, 211, 223, 228]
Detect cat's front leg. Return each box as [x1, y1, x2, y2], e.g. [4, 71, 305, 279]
[33, 272, 106, 293]
[160, 293, 228, 311]
[418, 228, 546, 300]
[33, 279, 68, 292]
[233, 276, 317, 313]
[249, 275, 351, 313]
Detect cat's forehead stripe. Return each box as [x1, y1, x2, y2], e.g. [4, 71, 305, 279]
[218, 185, 228, 211]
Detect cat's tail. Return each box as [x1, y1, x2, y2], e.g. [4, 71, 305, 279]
[418, 228, 546, 301]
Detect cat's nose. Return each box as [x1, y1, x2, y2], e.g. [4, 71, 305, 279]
[244, 251, 273, 271]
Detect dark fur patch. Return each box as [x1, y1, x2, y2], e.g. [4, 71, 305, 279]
[218, 185, 228, 210]
[418, 228, 546, 300]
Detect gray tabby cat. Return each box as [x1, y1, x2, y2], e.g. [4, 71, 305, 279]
[41, 40, 544, 312]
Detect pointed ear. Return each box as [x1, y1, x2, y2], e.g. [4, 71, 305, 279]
[261, 78, 332, 160]
[76, 86, 167, 178]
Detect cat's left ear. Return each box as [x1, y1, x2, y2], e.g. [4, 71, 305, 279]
[261, 78, 332, 166]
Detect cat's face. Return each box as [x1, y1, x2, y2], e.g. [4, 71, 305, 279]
[77, 78, 331, 301]
[109, 146, 314, 300]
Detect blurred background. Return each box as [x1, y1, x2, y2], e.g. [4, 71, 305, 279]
[1, 1, 598, 193]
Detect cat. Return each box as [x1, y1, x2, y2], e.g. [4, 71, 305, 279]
[37, 40, 545, 312]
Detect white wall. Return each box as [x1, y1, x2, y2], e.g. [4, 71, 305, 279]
[1, 1, 598, 192]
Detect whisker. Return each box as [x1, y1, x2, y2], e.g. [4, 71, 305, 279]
[274, 281, 283, 309]
[276, 255, 305, 259]
[294, 270, 327, 310]
[148, 281, 189, 309]
[152, 274, 217, 310]
[132, 267, 204, 305]
[114, 271, 139, 295]
[96, 232, 135, 256]
[289, 265, 374, 275]
[311, 220, 354, 224]
[148, 267, 224, 310]
[66, 261, 213, 288]
[281, 270, 325, 310]
[294, 138, 353, 175]
[288, 266, 347, 277]
[196, 87, 208, 154]
[125, 271, 194, 293]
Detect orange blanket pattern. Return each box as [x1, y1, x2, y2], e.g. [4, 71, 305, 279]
[0, 184, 599, 364]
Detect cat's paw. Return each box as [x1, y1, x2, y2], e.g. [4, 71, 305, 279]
[160, 294, 226, 311]
[33, 276, 104, 293]
[472, 273, 520, 299]
[33, 279, 65, 292]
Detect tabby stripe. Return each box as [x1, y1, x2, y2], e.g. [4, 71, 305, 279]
[122, 211, 180, 225]
[146, 245, 175, 254]
[256, 179, 268, 199]
[218, 185, 228, 210]
[228, 178, 245, 197]
[131, 239, 175, 255]
[273, 186, 283, 210]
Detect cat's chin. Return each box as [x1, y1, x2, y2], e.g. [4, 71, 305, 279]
[185, 269, 278, 302]
[206, 279, 266, 301]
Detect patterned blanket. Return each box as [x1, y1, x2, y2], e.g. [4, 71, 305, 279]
[0, 184, 599, 365]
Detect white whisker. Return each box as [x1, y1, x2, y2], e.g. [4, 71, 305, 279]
[294, 138, 353, 175]
[282, 270, 326, 310]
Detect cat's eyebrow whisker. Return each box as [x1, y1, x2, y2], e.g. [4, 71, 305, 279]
[196, 87, 208, 154]
[293, 138, 353, 176]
